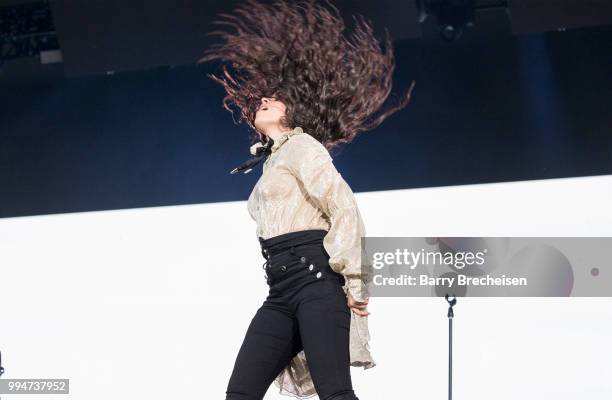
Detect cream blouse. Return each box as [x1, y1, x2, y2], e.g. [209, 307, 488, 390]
[247, 126, 375, 398]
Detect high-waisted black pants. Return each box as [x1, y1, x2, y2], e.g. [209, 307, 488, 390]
[225, 229, 359, 400]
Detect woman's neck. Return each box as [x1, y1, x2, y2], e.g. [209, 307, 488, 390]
[263, 126, 293, 142]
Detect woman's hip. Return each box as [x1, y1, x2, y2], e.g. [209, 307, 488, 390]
[259, 229, 345, 288]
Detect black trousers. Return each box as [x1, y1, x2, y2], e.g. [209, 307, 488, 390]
[225, 229, 359, 400]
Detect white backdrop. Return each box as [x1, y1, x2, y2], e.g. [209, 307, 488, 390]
[1, 174, 611, 399]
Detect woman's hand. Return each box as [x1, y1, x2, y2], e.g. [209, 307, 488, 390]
[347, 291, 370, 316]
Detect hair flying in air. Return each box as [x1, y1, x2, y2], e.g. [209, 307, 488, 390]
[198, 0, 415, 151]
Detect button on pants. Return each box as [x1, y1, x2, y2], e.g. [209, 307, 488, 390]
[225, 229, 359, 400]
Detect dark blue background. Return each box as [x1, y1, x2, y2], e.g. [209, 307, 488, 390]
[1, 26, 611, 218]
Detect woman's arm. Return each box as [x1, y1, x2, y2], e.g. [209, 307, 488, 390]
[286, 134, 370, 309]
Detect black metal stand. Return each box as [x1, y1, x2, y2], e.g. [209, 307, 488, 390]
[445, 294, 457, 400]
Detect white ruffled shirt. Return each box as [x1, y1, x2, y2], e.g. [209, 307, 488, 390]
[247, 126, 375, 398]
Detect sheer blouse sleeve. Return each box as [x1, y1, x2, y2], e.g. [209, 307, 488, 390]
[285, 134, 369, 302]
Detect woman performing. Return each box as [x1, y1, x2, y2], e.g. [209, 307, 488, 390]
[199, 0, 415, 399]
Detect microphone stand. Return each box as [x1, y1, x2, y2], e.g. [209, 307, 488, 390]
[445, 294, 457, 400]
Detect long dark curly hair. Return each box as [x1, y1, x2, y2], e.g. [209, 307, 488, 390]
[198, 0, 415, 152]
